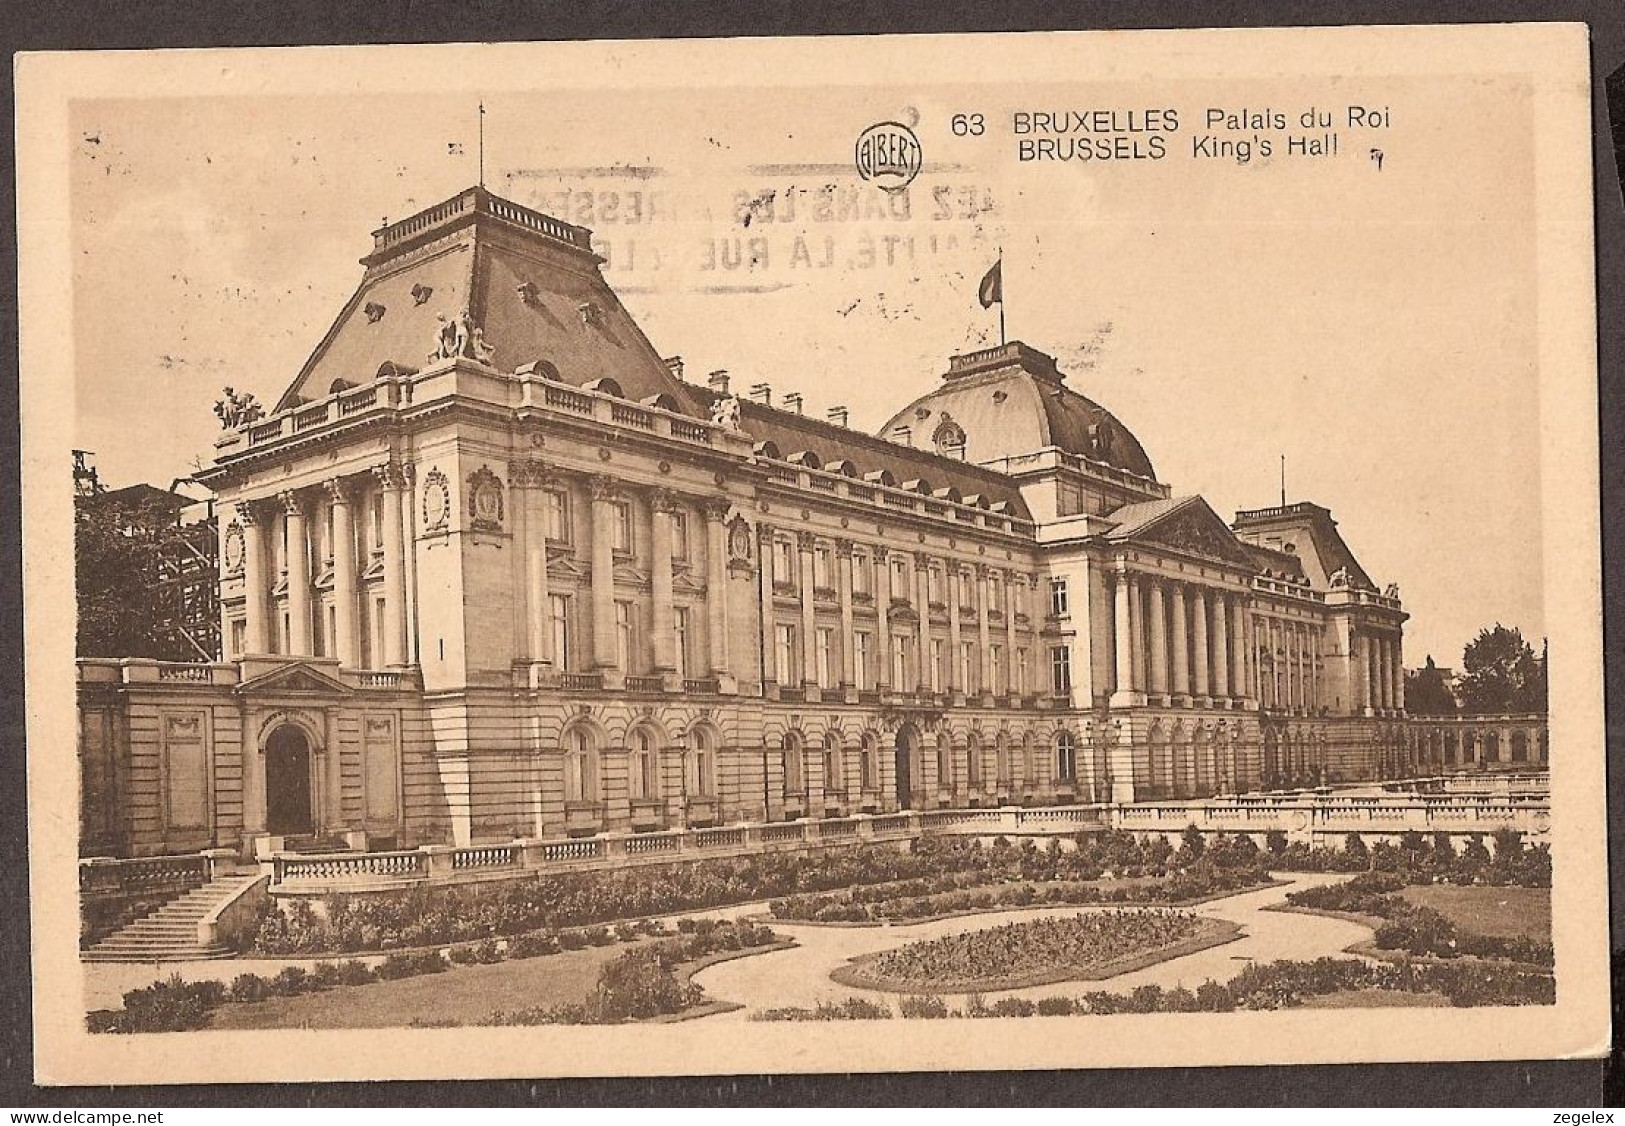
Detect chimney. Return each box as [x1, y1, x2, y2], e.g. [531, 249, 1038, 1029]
[827, 406, 849, 428]
[749, 382, 772, 406]
[890, 425, 913, 446]
[707, 370, 730, 395]
[664, 356, 686, 382]
[783, 392, 803, 415]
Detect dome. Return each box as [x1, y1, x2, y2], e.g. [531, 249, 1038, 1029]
[878, 341, 1157, 481]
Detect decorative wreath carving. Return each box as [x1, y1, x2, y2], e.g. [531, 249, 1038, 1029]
[222, 521, 246, 573]
[467, 465, 505, 531]
[421, 468, 451, 532]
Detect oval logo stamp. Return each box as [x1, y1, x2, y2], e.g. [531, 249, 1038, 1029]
[854, 120, 923, 192]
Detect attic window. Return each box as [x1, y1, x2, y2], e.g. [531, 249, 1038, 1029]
[517, 281, 541, 306]
[583, 377, 624, 398]
[992, 390, 1008, 404]
[577, 300, 604, 326]
[411, 283, 433, 306]
[364, 302, 387, 324]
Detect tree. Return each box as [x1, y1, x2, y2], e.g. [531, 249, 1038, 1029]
[1405, 655, 1458, 716]
[76, 491, 193, 660]
[1459, 625, 1547, 715]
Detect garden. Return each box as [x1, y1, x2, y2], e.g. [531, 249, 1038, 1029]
[829, 908, 1240, 993]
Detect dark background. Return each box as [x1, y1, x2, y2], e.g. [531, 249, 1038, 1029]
[1, 0, 1620, 1107]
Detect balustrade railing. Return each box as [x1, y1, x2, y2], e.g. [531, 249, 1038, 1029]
[274, 850, 427, 883]
[80, 853, 211, 896]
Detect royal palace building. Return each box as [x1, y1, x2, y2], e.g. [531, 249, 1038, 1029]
[77, 186, 1423, 859]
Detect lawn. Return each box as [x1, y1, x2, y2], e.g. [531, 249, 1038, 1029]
[1396, 885, 1551, 942]
[1297, 989, 1452, 1009]
[209, 943, 632, 1030]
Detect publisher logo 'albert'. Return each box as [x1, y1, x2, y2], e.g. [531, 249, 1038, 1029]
[855, 121, 922, 192]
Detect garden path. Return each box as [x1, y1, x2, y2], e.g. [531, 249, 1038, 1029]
[692, 872, 1376, 1018]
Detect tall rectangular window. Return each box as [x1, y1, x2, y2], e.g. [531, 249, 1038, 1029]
[615, 601, 635, 671]
[815, 627, 834, 688]
[775, 624, 798, 684]
[853, 631, 871, 690]
[673, 606, 689, 681]
[612, 502, 633, 554]
[773, 538, 795, 586]
[545, 489, 571, 543]
[371, 492, 385, 553]
[230, 618, 246, 658]
[988, 572, 1004, 608]
[960, 641, 976, 690]
[670, 510, 690, 561]
[1018, 648, 1030, 695]
[550, 594, 571, 669]
[813, 544, 832, 588]
[853, 551, 871, 595]
[1051, 645, 1073, 695]
[930, 638, 944, 692]
[928, 565, 944, 604]
[1050, 577, 1070, 617]
[990, 644, 1004, 695]
[890, 557, 909, 598]
[892, 636, 910, 688]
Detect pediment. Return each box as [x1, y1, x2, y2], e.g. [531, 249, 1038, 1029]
[672, 568, 707, 595]
[546, 553, 590, 581]
[1117, 500, 1257, 569]
[613, 562, 649, 586]
[236, 660, 354, 697]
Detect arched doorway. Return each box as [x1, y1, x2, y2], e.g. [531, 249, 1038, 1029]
[894, 725, 916, 810]
[266, 725, 314, 836]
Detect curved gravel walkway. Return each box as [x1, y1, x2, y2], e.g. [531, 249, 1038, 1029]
[691, 872, 1375, 1018]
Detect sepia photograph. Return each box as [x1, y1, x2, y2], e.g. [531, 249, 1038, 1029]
[14, 23, 1608, 1085]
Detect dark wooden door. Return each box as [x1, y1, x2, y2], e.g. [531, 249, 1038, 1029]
[266, 727, 313, 836]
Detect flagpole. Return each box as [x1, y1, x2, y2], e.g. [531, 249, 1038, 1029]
[998, 248, 1006, 346]
[478, 101, 485, 188]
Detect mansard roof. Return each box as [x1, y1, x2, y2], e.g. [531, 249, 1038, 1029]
[878, 342, 1158, 481]
[272, 187, 699, 416]
[677, 383, 1033, 519]
[1232, 501, 1377, 590]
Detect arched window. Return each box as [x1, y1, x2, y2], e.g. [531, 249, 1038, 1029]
[782, 733, 805, 795]
[564, 727, 599, 804]
[1055, 731, 1077, 784]
[966, 732, 983, 788]
[822, 733, 844, 798]
[859, 735, 878, 791]
[629, 727, 659, 801]
[686, 728, 715, 797]
[936, 733, 953, 793]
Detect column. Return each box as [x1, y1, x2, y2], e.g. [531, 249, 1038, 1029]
[913, 552, 931, 692]
[507, 462, 532, 662]
[757, 524, 777, 685]
[1170, 583, 1190, 699]
[798, 532, 817, 687]
[946, 563, 963, 694]
[1395, 635, 1406, 711]
[281, 490, 312, 655]
[1147, 580, 1168, 696]
[236, 500, 269, 655]
[1353, 632, 1370, 712]
[527, 468, 553, 663]
[1191, 588, 1210, 700]
[1004, 571, 1019, 692]
[976, 565, 993, 694]
[836, 539, 855, 688]
[704, 499, 730, 678]
[1111, 567, 1135, 700]
[1377, 637, 1391, 712]
[326, 478, 361, 667]
[875, 549, 892, 690]
[1229, 599, 1247, 700]
[589, 475, 620, 672]
[1211, 592, 1230, 699]
[650, 489, 677, 673]
[399, 463, 418, 665]
[372, 464, 408, 667]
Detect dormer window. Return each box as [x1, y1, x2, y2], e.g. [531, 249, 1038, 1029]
[363, 302, 386, 323]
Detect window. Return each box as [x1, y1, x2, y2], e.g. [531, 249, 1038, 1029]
[323, 503, 335, 564]
[1018, 648, 1031, 695]
[815, 627, 835, 689]
[615, 601, 636, 672]
[550, 594, 571, 669]
[936, 735, 952, 793]
[564, 727, 599, 803]
[928, 565, 944, 604]
[853, 551, 872, 595]
[1051, 645, 1073, 695]
[891, 635, 910, 689]
[989, 645, 1004, 695]
[988, 571, 1004, 609]
[686, 729, 715, 796]
[545, 489, 571, 542]
[773, 538, 796, 586]
[860, 737, 878, 790]
[813, 543, 832, 588]
[371, 492, 385, 552]
[775, 623, 798, 684]
[320, 605, 335, 658]
[670, 510, 689, 560]
[930, 639, 944, 693]
[673, 607, 690, 681]
[281, 612, 291, 655]
[612, 500, 633, 554]
[782, 733, 805, 795]
[630, 728, 659, 801]
[1056, 731, 1078, 784]
[230, 618, 246, 658]
[822, 734, 842, 799]
[959, 641, 976, 691]
[853, 631, 872, 690]
[372, 601, 385, 667]
[890, 556, 909, 598]
[1050, 576, 1070, 616]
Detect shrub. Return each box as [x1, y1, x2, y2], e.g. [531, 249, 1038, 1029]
[898, 994, 949, 1019]
[272, 966, 311, 995]
[1264, 829, 1288, 855]
[989, 997, 1035, 1017]
[507, 930, 560, 959]
[1035, 996, 1075, 1015]
[230, 973, 270, 1003]
[338, 960, 376, 986]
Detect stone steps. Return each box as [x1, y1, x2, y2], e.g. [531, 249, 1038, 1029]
[83, 874, 260, 963]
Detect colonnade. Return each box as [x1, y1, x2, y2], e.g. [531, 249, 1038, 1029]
[1352, 630, 1405, 714]
[1110, 566, 1250, 706]
[1255, 616, 1326, 714]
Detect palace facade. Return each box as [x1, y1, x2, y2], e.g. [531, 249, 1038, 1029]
[78, 185, 1424, 859]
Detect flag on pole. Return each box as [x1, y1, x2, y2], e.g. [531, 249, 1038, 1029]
[977, 260, 1003, 308]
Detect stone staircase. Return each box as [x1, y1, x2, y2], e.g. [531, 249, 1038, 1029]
[82, 873, 261, 963]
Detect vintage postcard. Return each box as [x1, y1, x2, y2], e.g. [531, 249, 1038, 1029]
[16, 24, 1607, 1084]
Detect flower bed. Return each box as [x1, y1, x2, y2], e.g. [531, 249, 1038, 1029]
[829, 909, 1241, 993]
[1265, 828, 1550, 888]
[752, 956, 1554, 1019]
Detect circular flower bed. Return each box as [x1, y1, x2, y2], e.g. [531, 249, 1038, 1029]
[830, 908, 1240, 993]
